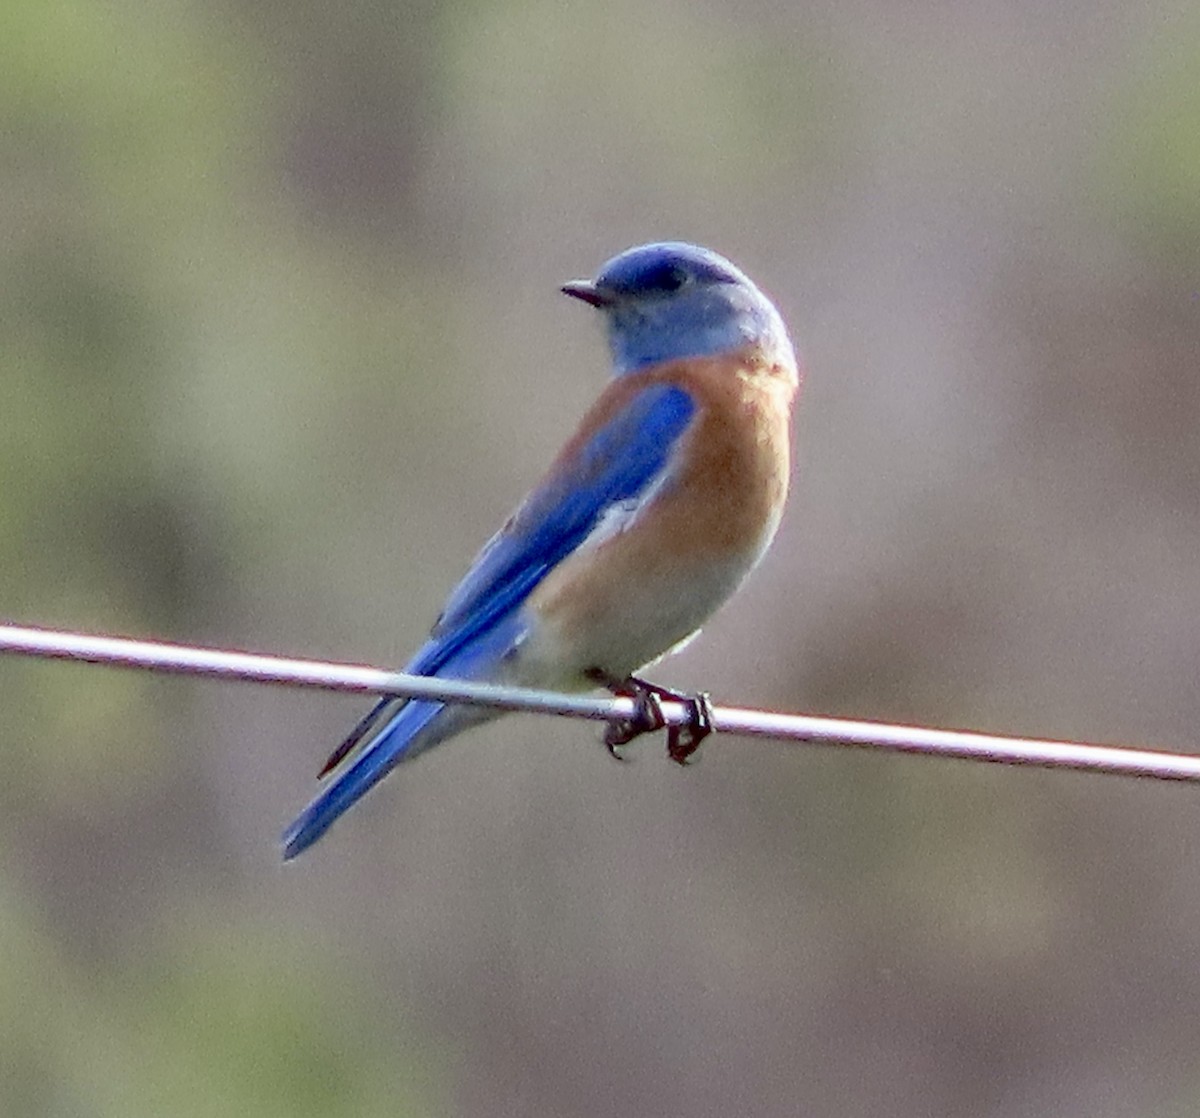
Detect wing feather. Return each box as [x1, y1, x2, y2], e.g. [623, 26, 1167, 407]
[413, 381, 696, 676]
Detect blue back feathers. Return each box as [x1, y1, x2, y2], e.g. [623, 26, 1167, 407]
[414, 382, 696, 676]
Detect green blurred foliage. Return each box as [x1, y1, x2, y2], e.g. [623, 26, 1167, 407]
[1104, 8, 1200, 257]
[0, 2, 446, 1112]
[0, 887, 439, 1115]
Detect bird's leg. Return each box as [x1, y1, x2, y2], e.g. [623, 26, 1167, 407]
[663, 687, 715, 765]
[318, 695, 397, 777]
[586, 669, 665, 759]
[586, 670, 714, 763]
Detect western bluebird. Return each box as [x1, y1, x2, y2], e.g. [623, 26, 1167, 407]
[282, 242, 801, 859]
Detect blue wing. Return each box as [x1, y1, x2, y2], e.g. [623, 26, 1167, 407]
[281, 381, 697, 858]
[410, 381, 697, 676]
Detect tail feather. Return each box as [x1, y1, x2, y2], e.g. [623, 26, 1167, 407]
[282, 700, 446, 860]
[282, 613, 527, 860]
[317, 694, 399, 777]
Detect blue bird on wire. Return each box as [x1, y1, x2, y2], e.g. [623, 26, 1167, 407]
[282, 242, 802, 859]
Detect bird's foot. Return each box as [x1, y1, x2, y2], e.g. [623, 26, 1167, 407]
[588, 671, 714, 763]
[664, 689, 714, 765]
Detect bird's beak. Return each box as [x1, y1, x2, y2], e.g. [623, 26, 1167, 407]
[560, 280, 611, 308]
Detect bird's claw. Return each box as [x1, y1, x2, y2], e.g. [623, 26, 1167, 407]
[604, 685, 666, 759]
[666, 691, 714, 765]
[592, 672, 714, 764]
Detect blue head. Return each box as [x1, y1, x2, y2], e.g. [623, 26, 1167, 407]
[562, 242, 793, 376]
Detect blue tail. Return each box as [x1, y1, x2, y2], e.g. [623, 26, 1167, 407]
[282, 699, 448, 860]
[282, 614, 526, 860]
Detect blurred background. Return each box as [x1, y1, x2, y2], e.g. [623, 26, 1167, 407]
[3, 0, 1200, 1114]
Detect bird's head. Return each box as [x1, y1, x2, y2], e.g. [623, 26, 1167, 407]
[562, 242, 794, 376]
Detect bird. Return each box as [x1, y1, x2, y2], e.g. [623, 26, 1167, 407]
[281, 242, 801, 859]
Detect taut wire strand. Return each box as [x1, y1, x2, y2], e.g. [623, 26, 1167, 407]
[2, 622, 1198, 783]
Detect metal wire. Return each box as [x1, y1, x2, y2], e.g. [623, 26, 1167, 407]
[2, 621, 1199, 782]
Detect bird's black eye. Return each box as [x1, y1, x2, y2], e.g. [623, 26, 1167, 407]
[639, 262, 689, 293]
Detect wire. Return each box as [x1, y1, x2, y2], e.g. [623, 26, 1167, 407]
[2, 622, 1198, 783]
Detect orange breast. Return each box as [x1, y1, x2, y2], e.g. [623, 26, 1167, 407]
[522, 346, 799, 680]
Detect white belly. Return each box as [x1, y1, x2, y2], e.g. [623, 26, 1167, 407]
[511, 533, 771, 690]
